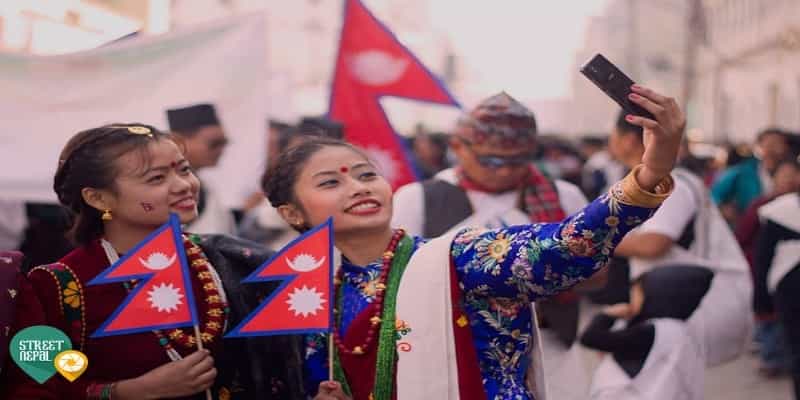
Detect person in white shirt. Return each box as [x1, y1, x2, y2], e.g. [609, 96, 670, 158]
[166, 103, 236, 235]
[608, 110, 752, 368]
[392, 92, 593, 399]
[581, 265, 713, 400]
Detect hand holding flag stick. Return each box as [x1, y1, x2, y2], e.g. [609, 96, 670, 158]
[88, 214, 212, 400]
[225, 217, 335, 378]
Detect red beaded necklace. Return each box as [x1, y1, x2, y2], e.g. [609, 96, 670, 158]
[332, 229, 404, 356]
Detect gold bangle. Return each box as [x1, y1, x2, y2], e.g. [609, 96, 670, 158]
[610, 164, 674, 208]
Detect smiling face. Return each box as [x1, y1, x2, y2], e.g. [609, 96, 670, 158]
[276, 145, 393, 237]
[84, 139, 201, 233]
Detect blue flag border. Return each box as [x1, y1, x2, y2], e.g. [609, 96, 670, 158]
[225, 217, 334, 338]
[87, 213, 200, 337]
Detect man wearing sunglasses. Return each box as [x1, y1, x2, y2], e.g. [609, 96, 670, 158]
[392, 91, 587, 243]
[392, 92, 592, 398]
[167, 103, 236, 235]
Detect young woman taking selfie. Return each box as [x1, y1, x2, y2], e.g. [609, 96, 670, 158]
[262, 85, 686, 400]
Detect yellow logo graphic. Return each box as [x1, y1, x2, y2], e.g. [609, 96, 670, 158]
[53, 350, 88, 382]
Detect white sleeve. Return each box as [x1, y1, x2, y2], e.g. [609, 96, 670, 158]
[391, 182, 425, 237]
[554, 180, 589, 215]
[637, 179, 699, 240]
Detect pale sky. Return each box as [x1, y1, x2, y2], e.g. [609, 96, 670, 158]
[426, 1, 610, 101]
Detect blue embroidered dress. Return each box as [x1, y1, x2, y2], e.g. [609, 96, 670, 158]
[305, 190, 657, 399]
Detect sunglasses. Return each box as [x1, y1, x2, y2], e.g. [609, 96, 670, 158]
[475, 154, 531, 169]
[459, 138, 531, 169]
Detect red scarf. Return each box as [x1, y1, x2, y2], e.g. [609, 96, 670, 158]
[458, 166, 577, 304]
[457, 166, 566, 223]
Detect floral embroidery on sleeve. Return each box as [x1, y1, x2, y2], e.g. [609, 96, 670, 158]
[451, 192, 658, 300]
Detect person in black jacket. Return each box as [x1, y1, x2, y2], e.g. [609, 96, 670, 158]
[753, 188, 800, 398]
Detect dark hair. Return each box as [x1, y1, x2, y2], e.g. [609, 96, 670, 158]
[635, 265, 713, 322]
[756, 127, 789, 143]
[580, 136, 607, 147]
[278, 117, 346, 152]
[615, 109, 644, 138]
[260, 137, 366, 210]
[54, 123, 174, 246]
[724, 143, 752, 167]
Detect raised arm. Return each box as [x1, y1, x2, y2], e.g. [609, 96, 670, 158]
[451, 85, 685, 300]
[451, 172, 671, 299]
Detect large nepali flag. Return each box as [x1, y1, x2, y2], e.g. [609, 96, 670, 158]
[329, 0, 460, 189]
[226, 219, 334, 337]
[88, 214, 198, 337]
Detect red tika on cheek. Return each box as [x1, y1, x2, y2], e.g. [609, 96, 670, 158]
[141, 202, 154, 212]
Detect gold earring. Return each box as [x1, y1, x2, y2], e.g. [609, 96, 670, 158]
[101, 210, 113, 221]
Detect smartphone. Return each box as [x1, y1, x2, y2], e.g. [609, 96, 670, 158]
[580, 54, 655, 120]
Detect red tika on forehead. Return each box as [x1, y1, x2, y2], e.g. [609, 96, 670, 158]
[340, 166, 349, 173]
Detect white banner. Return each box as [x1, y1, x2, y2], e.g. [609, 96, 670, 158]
[0, 13, 269, 207]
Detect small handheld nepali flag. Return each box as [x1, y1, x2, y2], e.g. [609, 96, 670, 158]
[226, 218, 334, 337]
[87, 213, 198, 337]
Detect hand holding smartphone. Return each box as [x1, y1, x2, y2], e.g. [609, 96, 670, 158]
[580, 54, 655, 121]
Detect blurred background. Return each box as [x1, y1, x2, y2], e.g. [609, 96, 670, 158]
[1, 1, 800, 399]
[3, 0, 798, 142]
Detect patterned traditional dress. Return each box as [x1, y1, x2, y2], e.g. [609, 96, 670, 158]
[305, 183, 664, 400]
[1, 235, 304, 400]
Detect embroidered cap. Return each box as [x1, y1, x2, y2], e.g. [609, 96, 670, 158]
[455, 92, 537, 147]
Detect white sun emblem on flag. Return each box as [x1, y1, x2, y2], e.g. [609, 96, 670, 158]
[286, 285, 326, 318]
[147, 282, 184, 313]
[364, 146, 398, 184]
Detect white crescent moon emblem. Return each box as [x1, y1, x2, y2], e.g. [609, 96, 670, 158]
[139, 254, 177, 271]
[286, 256, 326, 272]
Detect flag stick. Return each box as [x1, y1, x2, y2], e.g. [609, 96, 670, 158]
[328, 333, 334, 381]
[194, 325, 213, 400]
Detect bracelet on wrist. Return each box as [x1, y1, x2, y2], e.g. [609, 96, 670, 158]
[610, 164, 674, 208]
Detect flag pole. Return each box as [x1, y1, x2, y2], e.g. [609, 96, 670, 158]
[194, 325, 213, 400]
[328, 333, 334, 381]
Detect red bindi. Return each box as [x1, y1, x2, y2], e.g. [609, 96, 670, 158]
[340, 166, 349, 173]
[170, 161, 178, 168]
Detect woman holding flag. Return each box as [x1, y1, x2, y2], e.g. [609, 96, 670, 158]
[261, 85, 686, 400]
[1, 124, 304, 399]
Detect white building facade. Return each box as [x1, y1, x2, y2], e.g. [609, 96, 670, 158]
[568, 0, 688, 136]
[170, 0, 468, 133]
[694, 0, 800, 144]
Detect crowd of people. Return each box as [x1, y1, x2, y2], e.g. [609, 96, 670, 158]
[0, 83, 799, 400]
